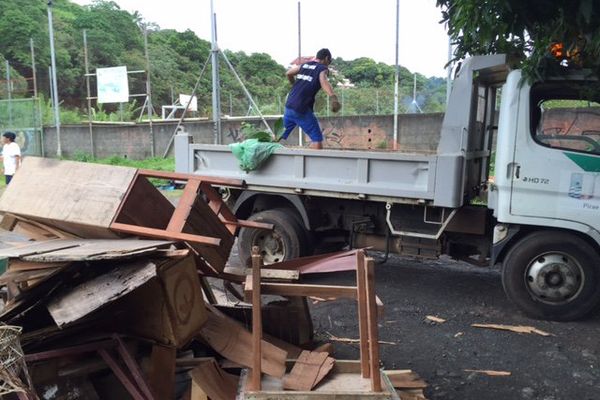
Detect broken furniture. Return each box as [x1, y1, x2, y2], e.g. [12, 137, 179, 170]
[238, 249, 398, 399]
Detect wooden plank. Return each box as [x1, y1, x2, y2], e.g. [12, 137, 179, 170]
[8, 260, 67, 272]
[21, 239, 172, 262]
[0, 158, 137, 236]
[245, 282, 358, 300]
[384, 370, 427, 390]
[110, 223, 221, 247]
[0, 240, 80, 258]
[223, 267, 299, 281]
[166, 179, 201, 233]
[199, 305, 288, 378]
[356, 250, 370, 378]
[97, 349, 146, 400]
[114, 337, 155, 400]
[251, 247, 263, 391]
[188, 359, 239, 400]
[9, 214, 77, 240]
[148, 344, 176, 400]
[283, 351, 334, 391]
[47, 260, 157, 327]
[365, 257, 382, 392]
[222, 219, 274, 231]
[138, 169, 244, 187]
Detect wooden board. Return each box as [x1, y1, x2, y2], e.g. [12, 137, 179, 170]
[283, 351, 334, 391]
[0, 157, 137, 237]
[223, 267, 299, 281]
[199, 305, 288, 378]
[46, 260, 158, 327]
[24, 240, 170, 262]
[189, 359, 239, 400]
[0, 239, 172, 262]
[245, 280, 358, 301]
[240, 361, 399, 400]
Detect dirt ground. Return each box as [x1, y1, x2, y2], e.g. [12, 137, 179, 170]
[303, 254, 600, 400]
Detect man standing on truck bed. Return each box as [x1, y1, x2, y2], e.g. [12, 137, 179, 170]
[280, 48, 341, 149]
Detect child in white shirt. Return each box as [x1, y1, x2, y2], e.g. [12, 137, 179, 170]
[1, 132, 21, 184]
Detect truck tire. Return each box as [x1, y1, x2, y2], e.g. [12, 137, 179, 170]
[502, 231, 600, 321]
[238, 209, 308, 266]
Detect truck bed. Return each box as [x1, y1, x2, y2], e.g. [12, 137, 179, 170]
[182, 144, 442, 203]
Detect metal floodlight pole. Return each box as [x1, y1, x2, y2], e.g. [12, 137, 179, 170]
[297, 1, 303, 146]
[446, 35, 453, 105]
[392, 0, 400, 150]
[31, 38, 45, 157]
[6, 60, 12, 128]
[83, 30, 95, 157]
[47, 0, 62, 157]
[210, 0, 222, 144]
[143, 27, 155, 157]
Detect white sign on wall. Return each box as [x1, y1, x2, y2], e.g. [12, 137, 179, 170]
[97, 66, 129, 103]
[179, 94, 198, 112]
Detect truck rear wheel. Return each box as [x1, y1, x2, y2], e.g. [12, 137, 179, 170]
[502, 231, 600, 321]
[238, 209, 308, 266]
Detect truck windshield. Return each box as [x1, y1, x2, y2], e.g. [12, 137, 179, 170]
[530, 82, 600, 156]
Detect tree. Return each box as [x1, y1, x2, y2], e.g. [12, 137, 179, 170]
[437, 0, 600, 80]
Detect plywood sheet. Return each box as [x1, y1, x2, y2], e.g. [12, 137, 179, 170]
[0, 239, 171, 261]
[0, 157, 137, 236]
[47, 260, 158, 326]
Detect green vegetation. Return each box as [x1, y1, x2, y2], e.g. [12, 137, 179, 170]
[437, 0, 600, 81]
[67, 153, 175, 171]
[0, 0, 448, 126]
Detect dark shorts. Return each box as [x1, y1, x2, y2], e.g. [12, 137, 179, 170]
[5, 175, 12, 185]
[282, 107, 323, 143]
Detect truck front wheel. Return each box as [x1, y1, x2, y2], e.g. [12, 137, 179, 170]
[502, 231, 600, 321]
[238, 209, 308, 266]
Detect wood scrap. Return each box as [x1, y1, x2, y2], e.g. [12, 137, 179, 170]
[0, 238, 173, 262]
[471, 323, 552, 336]
[396, 389, 429, 400]
[199, 305, 288, 378]
[425, 315, 446, 324]
[283, 350, 335, 391]
[313, 343, 334, 355]
[325, 333, 396, 346]
[223, 266, 299, 281]
[464, 369, 512, 376]
[189, 359, 239, 400]
[46, 260, 158, 327]
[384, 370, 428, 389]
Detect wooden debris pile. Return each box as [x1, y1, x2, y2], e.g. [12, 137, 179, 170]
[0, 158, 427, 400]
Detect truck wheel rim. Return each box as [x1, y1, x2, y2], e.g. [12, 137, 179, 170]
[525, 252, 584, 304]
[254, 231, 285, 264]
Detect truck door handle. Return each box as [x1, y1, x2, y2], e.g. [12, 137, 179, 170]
[507, 163, 521, 179]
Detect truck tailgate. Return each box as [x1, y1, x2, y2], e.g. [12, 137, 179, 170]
[184, 144, 437, 201]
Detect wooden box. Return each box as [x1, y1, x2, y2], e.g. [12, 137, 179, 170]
[115, 255, 208, 348]
[0, 157, 236, 271]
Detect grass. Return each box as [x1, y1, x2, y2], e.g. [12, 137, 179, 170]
[64, 153, 178, 191]
[67, 153, 175, 171]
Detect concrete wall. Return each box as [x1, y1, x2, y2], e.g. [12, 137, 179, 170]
[42, 113, 444, 159]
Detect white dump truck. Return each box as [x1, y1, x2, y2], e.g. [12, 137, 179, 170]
[175, 54, 600, 321]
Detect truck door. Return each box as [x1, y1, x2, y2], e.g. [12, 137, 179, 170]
[510, 81, 600, 222]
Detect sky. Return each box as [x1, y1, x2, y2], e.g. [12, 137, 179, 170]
[71, 0, 451, 78]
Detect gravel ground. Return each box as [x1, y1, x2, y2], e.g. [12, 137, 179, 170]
[301, 254, 600, 400]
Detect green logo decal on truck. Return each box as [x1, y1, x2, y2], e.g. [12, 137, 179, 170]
[565, 152, 600, 172]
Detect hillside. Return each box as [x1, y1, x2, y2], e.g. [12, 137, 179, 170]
[0, 0, 447, 123]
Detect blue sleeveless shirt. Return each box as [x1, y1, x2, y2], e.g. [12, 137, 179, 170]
[286, 61, 328, 114]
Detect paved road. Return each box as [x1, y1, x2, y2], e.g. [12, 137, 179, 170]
[304, 254, 600, 400]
